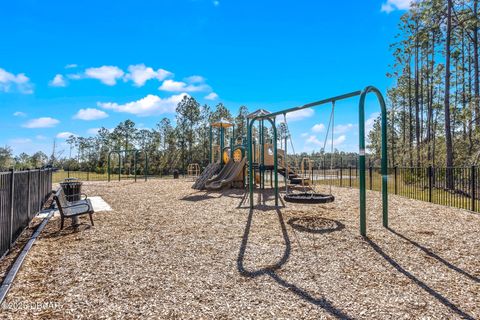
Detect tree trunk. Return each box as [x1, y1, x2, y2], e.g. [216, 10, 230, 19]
[445, 0, 454, 188]
[474, 0, 480, 128]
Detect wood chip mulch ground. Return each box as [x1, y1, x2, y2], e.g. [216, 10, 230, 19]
[0, 179, 479, 319]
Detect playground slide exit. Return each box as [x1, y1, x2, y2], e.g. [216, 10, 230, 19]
[205, 157, 246, 190]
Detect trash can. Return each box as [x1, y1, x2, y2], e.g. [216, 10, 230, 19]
[60, 179, 83, 227]
[60, 179, 83, 202]
[173, 170, 179, 179]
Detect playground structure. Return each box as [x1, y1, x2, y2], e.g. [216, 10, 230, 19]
[246, 86, 388, 236]
[192, 119, 248, 190]
[192, 86, 388, 237]
[107, 149, 148, 182]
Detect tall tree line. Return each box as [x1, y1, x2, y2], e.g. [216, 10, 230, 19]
[369, 0, 479, 169]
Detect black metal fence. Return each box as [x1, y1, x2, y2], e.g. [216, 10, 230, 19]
[0, 169, 53, 259]
[310, 165, 480, 212]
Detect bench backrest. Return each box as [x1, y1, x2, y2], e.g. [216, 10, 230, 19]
[54, 188, 73, 217]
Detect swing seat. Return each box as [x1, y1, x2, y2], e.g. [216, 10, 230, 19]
[283, 192, 335, 204]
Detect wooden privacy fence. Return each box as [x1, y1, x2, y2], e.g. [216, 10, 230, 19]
[0, 169, 53, 259]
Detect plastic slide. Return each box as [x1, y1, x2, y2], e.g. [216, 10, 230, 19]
[205, 157, 246, 190]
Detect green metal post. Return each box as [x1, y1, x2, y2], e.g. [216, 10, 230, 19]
[134, 151, 137, 182]
[260, 120, 264, 189]
[209, 126, 213, 163]
[144, 152, 148, 181]
[248, 121, 254, 208]
[220, 126, 225, 166]
[358, 86, 388, 236]
[108, 153, 111, 182]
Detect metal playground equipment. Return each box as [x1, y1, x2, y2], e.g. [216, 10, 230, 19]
[107, 149, 148, 182]
[247, 86, 388, 237]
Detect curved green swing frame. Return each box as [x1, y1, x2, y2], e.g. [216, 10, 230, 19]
[247, 86, 388, 237]
[107, 149, 148, 182]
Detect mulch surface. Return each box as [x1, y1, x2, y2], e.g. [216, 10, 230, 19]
[1, 179, 479, 319]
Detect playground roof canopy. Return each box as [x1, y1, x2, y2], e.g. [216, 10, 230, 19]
[247, 109, 271, 119]
[211, 118, 234, 128]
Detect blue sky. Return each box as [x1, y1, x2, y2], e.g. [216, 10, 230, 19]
[0, 0, 410, 156]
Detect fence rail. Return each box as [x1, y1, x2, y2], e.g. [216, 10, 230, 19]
[308, 165, 480, 212]
[0, 169, 53, 259]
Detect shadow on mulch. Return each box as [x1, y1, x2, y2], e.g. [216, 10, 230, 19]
[366, 237, 476, 320]
[288, 217, 345, 234]
[387, 227, 479, 283]
[42, 222, 93, 239]
[237, 207, 353, 320]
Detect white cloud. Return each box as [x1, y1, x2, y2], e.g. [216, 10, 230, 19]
[381, 0, 412, 13]
[124, 64, 173, 87]
[334, 123, 356, 134]
[204, 92, 219, 100]
[13, 111, 27, 117]
[65, 64, 78, 69]
[73, 108, 109, 121]
[84, 66, 124, 85]
[333, 135, 347, 146]
[185, 75, 205, 83]
[49, 74, 67, 87]
[312, 123, 325, 133]
[87, 128, 100, 135]
[0, 68, 33, 94]
[285, 108, 314, 122]
[366, 112, 380, 134]
[36, 135, 47, 140]
[23, 117, 60, 128]
[159, 79, 210, 92]
[306, 135, 322, 146]
[56, 132, 76, 139]
[10, 138, 32, 144]
[301, 132, 309, 138]
[98, 93, 188, 117]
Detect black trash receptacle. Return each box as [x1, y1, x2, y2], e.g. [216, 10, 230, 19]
[60, 179, 83, 202]
[173, 170, 179, 179]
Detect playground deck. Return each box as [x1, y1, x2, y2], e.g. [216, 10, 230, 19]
[2, 180, 479, 319]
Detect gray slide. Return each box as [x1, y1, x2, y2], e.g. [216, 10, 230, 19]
[205, 157, 246, 190]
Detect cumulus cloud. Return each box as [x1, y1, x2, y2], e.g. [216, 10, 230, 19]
[285, 108, 314, 122]
[306, 135, 322, 146]
[159, 79, 211, 93]
[23, 117, 60, 128]
[0, 68, 33, 94]
[366, 112, 380, 134]
[73, 108, 109, 121]
[49, 74, 67, 87]
[333, 134, 347, 146]
[334, 123, 356, 134]
[84, 66, 125, 85]
[13, 111, 27, 117]
[98, 93, 188, 117]
[381, 0, 412, 13]
[87, 128, 100, 135]
[185, 75, 205, 84]
[124, 64, 173, 87]
[204, 92, 219, 100]
[312, 123, 325, 133]
[56, 132, 77, 139]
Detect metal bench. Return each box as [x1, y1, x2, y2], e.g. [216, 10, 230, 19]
[54, 188, 94, 229]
